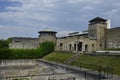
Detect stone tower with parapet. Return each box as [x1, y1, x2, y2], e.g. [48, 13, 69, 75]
[88, 17, 107, 50]
[38, 28, 57, 44]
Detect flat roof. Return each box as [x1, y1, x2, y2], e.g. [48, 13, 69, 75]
[57, 33, 88, 39]
[38, 31, 57, 33]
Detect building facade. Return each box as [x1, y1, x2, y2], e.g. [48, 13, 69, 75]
[9, 37, 39, 49]
[9, 17, 120, 52]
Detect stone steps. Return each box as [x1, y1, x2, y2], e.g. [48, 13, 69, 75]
[64, 52, 82, 64]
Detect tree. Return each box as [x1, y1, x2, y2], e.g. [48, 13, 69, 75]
[6, 38, 12, 44]
[0, 40, 8, 48]
[0, 38, 12, 48]
[38, 41, 54, 56]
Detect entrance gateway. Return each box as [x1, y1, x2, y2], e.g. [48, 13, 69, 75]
[69, 41, 88, 52]
[74, 41, 82, 52]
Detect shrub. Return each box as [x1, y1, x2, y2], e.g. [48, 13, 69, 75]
[0, 41, 54, 59]
[39, 41, 54, 57]
[0, 48, 12, 59]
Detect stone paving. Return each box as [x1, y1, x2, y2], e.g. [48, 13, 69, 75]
[0, 59, 120, 80]
[0, 60, 90, 80]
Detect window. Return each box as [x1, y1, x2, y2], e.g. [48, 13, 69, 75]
[92, 44, 94, 47]
[15, 41, 22, 42]
[85, 45, 88, 51]
[60, 43, 63, 47]
[39, 43, 41, 46]
[74, 44, 76, 50]
[69, 44, 72, 51]
[100, 44, 102, 47]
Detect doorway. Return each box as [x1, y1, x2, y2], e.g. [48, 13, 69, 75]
[77, 42, 82, 51]
[85, 45, 88, 51]
[69, 44, 72, 51]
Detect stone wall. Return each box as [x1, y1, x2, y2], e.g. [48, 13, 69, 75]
[55, 34, 97, 52]
[9, 38, 39, 49]
[9, 17, 120, 52]
[0, 60, 39, 79]
[39, 35, 57, 44]
[106, 27, 120, 49]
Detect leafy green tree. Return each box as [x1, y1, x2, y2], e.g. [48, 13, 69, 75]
[6, 38, 12, 44]
[0, 40, 8, 48]
[0, 38, 12, 48]
[38, 41, 54, 56]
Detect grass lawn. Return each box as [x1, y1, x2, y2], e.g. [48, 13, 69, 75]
[43, 52, 120, 76]
[43, 52, 74, 63]
[71, 55, 120, 76]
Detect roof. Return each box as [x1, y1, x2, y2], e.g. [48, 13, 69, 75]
[38, 31, 57, 33]
[57, 33, 88, 39]
[89, 17, 107, 22]
[38, 28, 57, 33]
[12, 37, 38, 40]
[69, 32, 79, 36]
[68, 33, 88, 37]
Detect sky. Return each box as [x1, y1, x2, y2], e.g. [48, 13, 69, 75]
[0, 0, 120, 39]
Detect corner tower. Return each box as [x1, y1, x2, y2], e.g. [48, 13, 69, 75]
[38, 28, 57, 44]
[88, 17, 107, 50]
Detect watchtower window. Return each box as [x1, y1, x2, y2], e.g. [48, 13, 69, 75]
[50, 33, 53, 36]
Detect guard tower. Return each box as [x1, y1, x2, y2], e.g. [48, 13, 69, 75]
[88, 17, 107, 50]
[38, 28, 57, 44]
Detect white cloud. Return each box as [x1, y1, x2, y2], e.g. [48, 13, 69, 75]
[83, 6, 95, 11]
[67, 0, 101, 4]
[9, 0, 57, 10]
[0, 0, 56, 28]
[0, 0, 120, 39]
[109, 9, 120, 17]
[0, 25, 40, 39]
[57, 30, 76, 37]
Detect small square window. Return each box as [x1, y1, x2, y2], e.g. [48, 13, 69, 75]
[92, 44, 94, 47]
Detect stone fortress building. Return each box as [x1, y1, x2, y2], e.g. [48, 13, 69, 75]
[9, 17, 120, 52]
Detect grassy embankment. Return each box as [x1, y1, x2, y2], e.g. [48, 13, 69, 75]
[43, 52, 74, 63]
[43, 52, 120, 76]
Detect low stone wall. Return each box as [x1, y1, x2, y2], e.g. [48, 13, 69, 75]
[95, 51, 120, 56]
[0, 60, 39, 79]
[0, 59, 36, 66]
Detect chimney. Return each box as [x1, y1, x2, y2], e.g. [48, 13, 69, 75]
[106, 19, 111, 29]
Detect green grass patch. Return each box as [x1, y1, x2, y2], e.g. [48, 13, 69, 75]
[43, 52, 74, 63]
[71, 55, 120, 76]
[43, 52, 120, 76]
[106, 48, 120, 51]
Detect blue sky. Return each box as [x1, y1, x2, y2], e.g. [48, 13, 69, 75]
[0, 0, 120, 39]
